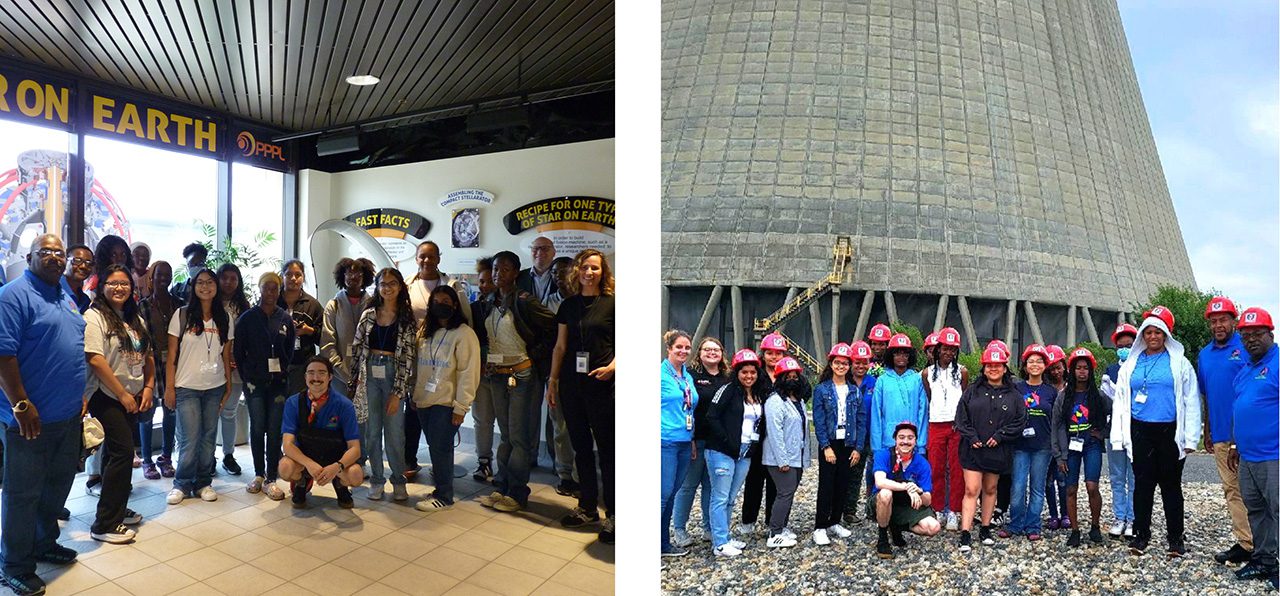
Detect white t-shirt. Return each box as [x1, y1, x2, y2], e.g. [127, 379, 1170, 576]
[84, 309, 148, 398]
[835, 383, 850, 439]
[168, 307, 234, 391]
[741, 402, 762, 446]
[926, 364, 964, 423]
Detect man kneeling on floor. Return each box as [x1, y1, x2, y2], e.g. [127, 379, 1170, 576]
[874, 421, 942, 558]
[278, 357, 362, 509]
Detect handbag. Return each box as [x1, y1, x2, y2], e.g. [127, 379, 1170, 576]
[78, 414, 105, 471]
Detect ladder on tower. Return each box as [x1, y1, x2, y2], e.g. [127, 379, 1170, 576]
[753, 236, 853, 375]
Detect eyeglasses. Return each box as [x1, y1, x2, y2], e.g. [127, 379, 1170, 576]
[194, 279, 217, 287]
[70, 258, 92, 266]
[1240, 329, 1271, 340]
[103, 281, 132, 289]
[36, 248, 65, 259]
[700, 347, 722, 353]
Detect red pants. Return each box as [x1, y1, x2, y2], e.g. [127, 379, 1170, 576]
[928, 421, 964, 513]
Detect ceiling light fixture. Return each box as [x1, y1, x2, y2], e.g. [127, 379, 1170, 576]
[345, 74, 380, 86]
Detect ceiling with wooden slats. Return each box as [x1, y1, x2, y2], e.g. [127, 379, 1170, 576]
[0, 0, 614, 132]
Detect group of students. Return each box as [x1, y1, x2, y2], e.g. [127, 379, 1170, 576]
[0, 232, 616, 596]
[659, 304, 1278, 589]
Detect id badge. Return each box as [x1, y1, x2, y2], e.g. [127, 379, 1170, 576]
[575, 351, 590, 374]
[1069, 437, 1085, 453]
[508, 376, 517, 388]
[268, 358, 281, 373]
[1022, 427, 1036, 438]
[294, 337, 302, 351]
[1134, 391, 1148, 404]
[685, 414, 694, 431]
[199, 359, 221, 374]
[487, 353, 502, 364]
[750, 431, 760, 442]
[372, 365, 387, 380]
[836, 427, 846, 440]
[129, 362, 143, 378]
[345, 346, 353, 359]
[425, 380, 439, 393]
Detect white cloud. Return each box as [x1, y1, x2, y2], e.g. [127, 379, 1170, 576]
[1187, 214, 1279, 316]
[1243, 96, 1280, 150]
[1154, 134, 1249, 199]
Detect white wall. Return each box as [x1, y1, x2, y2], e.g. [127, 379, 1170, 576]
[299, 138, 614, 300]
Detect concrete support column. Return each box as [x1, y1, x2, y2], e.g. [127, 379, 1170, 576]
[809, 301, 824, 361]
[830, 288, 842, 346]
[1082, 306, 1101, 344]
[693, 285, 724, 343]
[957, 295, 979, 352]
[1023, 300, 1044, 346]
[1067, 305, 1078, 346]
[1005, 300, 1017, 352]
[855, 290, 875, 340]
[883, 290, 898, 323]
[934, 294, 950, 332]
[731, 285, 744, 350]
[780, 287, 799, 333]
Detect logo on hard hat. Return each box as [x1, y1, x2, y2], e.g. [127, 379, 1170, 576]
[1245, 312, 1258, 323]
[946, 333, 956, 343]
[1212, 302, 1223, 311]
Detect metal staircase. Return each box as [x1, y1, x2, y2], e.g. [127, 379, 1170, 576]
[753, 236, 853, 374]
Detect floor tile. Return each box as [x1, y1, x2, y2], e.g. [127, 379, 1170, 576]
[547, 562, 613, 595]
[203, 562, 288, 595]
[414, 546, 489, 581]
[363, 529, 439, 561]
[464, 562, 546, 596]
[471, 518, 539, 544]
[248, 546, 327, 581]
[331, 545, 412, 580]
[211, 531, 285, 562]
[291, 563, 379, 596]
[530, 581, 587, 596]
[111, 562, 198, 595]
[432, 507, 492, 530]
[289, 531, 364, 561]
[570, 542, 614, 573]
[443, 532, 516, 562]
[493, 547, 571, 580]
[130, 529, 206, 562]
[165, 546, 243, 581]
[379, 562, 461, 595]
[39, 559, 109, 593]
[220, 503, 291, 530]
[444, 583, 504, 596]
[175, 517, 245, 545]
[517, 532, 588, 560]
[78, 547, 161, 580]
[326, 518, 397, 544]
[353, 583, 409, 596]
[256, 516, 323, 545]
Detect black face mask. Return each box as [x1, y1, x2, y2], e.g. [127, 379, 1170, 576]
[429, 302, 455, 320]
[776, 376, 809, 400]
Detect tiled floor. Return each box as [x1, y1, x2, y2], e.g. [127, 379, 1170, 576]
[21, 445, 613, 595]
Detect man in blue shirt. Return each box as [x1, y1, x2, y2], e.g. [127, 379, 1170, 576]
[872, 422, 941, 559]
[278, 358, 363, 510]
[1228, 307, 1279, 589]
[1198, 296, 1252, 564]
[0, 234, 88, 596]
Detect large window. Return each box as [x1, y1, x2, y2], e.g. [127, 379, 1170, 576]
[0, 119, 74, 284]
[231, 163, 284, 294]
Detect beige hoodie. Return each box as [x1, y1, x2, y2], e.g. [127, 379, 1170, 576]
[412, 323, 481, 416]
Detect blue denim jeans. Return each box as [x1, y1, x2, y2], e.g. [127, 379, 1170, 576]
[472, 379, 496, 465]
[1065, 435, 1104, 485]
[488, 367, 538, 504]
[705, 445, 752, 548]
[1046, 459, 1068, 518]
[673, 440, 712, 537]
[1008, 448, 1050, 534]
[218, 380, 243, 457]
[245, 381, 287, 481]
[364, 354, 407, 486]
[1, 416, 81, 577]
[417, 405, 458, 504]
[174, 385, 225, 494]
[660, 440, 692, 552]
[1109, 447, 1135, 522]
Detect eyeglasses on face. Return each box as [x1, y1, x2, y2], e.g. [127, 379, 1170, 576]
[36, 248, 65, 258]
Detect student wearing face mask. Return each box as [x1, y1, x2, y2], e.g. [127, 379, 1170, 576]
[763, 358, 811, 548]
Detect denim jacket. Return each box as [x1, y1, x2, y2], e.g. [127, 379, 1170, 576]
[763, 393, 808, 468]
[812, 379, 867, 452]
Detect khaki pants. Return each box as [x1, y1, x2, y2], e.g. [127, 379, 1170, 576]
[1214, 442, 1254, 550]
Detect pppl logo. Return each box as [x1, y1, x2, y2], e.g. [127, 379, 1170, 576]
[236, 131, 285, 161]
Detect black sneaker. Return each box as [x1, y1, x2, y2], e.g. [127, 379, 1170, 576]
[560, 507, 600, 528]
[1128, 537, 1149, 555]
[57, 507, 70, 521]
[1088, 525, 1104, 544]
[33, 544, 77, 565]
[555, 479, 581, 498]
[1067, 529, 1082, 548]
[1167, 538, 1187, 559]
[876, 528, 894, 559]
[222, 454, 242, 476]
[890, 526, 907, 547]
[958, 530, 972, 553]
[1216, 543, 1252, 565]
[334, 480, 354, 509]
[473, 461, 493, 482]
[290, 477, 312, 508]
[91, 523, 137, 544]
[598, 517, 614, 544]
[3, 572, 46, 596]
[1236, 561, 1273, 580]
[979, 525, 994, 546]
[122, 509, 143, 525]
[661, 546, 689, 557]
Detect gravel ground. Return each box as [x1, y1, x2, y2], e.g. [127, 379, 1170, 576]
[661, 453, 1271, 595]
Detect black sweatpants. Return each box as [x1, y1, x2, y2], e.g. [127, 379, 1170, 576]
[88, 390, 136, 533]
[1131, 419, 1185, 544]
[742, 447, 777, 525]
[560, 374, 615, 517]
[815, 439, 853, 530]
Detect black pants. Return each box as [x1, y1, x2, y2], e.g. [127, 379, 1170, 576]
[845, 446, 870, 515]
[816, 439, 853, 530]
[405, 403, 424, 469]
[997, 472, 1011, 512]
[560, 373, 615, 517]
[742, 446, 777, 525]
[1131, 419, 1185, 544]
[88, 390, 136, 533]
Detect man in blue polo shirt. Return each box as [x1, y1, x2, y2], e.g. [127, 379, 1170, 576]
[872, 421, 942, 559]
[0, 234, 88, 596]
[1229, 307, 1279, 589]
[1199, 296, 1252, 564]
[278, 357, 362, 510]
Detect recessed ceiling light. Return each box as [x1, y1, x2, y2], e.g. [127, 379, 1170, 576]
[345, 75, 380, 86]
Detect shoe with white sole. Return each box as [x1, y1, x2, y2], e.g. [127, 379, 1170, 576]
[766, 534, 797, 548]
[493, 496, 523, 512]
[392, 484, 408, 502]
[813, 529, 830, 545]
[714, 544, 742, 557]
[1123, 523, 1134, 538]
[829, 524, 852, 539]
[368, 484, 385, 500]
[478, 491, 503, 508]
[90, 524, 136, 544]
[734, 522, 755, 537]
[1109, 519, 1125, 538]
[415, 498, 452, 512]
[672, 529, 695, 548]
[729, 539, 747, 549]
[198, 486, 217, 502]
[265, 481, 286, 501]
[121, 509, 143, 525]
[166, 488, 185, 505]
[946, 511, 960, 532]
[781, 528, 797, 540]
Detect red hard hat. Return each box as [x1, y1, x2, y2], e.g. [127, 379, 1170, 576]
[731, 349, 761, 368]
[981, 345, 1010, 365]
[1020, 343, 1048, 364]
[923, 332, 940, 348]
[1110, 323, 1138, 345]
[1142, 306, 1175, 332]
[938, 327, 961, 347]
[774, 357, 803, 377]
[849, 341, 873, 361]
[1045, 345, 1067, 366]
[868, 324, 892, 342]
[1068, 347, 1097, 369]
[1238, 307, 1275, 331]
[760, 332, 787, 353]
[1205, 296, 1238, 319]
[828, 343, 854, 361]
[888, 333, 912, 349]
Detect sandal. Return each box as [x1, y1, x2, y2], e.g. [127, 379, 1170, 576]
[265, 481, 286, 501]
[246, 476, 264, 494]
[157, 455, 176, 478]
[142, 462, 161, 480]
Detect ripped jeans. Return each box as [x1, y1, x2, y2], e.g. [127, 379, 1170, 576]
[705, 444, 753, 549]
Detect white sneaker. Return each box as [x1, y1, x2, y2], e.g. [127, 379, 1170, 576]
[714, 544, 742, 557]
[946, 511, 960, 531]
[729, 539, 747, 549]
[166, 488, 185, 505]
[672, 529, 694, 548]
[392, 484, 408, 502]
[734, 522, 755, 537]
[766, 534, 797, 548]
[812, 529, 830, 545]
[198, 486, 217, 502]
[1109, 520, 1125, 537]
[368, 484, 385, 500]
[782, 528, 797, 540]
[829, 524, 852, 538]
[1123, 522, 1134, 538]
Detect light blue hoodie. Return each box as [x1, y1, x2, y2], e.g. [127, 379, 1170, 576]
[870, 368, 929, 453]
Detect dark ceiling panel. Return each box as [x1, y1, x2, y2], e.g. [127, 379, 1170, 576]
[0, 0, 614, 132]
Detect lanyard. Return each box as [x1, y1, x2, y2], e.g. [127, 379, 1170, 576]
[203, 321, 215, 360]
[427, 329, 451, 381]
[665, 361, 691, 410]
[260, 309, 282, 358]
[1138, 351, 1168, 393]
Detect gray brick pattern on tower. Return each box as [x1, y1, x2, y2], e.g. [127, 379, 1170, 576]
[661, 0, 1195, 312]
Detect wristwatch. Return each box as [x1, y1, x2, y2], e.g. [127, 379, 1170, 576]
[11, 399, 30, 413]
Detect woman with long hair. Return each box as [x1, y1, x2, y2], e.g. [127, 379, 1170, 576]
[215, 263, 250, 476]
[811, 343, 864, 545]
[660, 329, 696, 557]
[923, 328, 968, 531]
[1001, 344, 1055, 541]
[954, 343, 1027, 551]
[164, 268, 233, 505]
[547, 249, 616, 544]
[702, 349, 766, 557]
[763, 357, 811, 548]
[350, 268, 418, 501]
[1043, 343, 1070, 530]
[738, 332, 784, 538]
[843, 341, 879, 524]
[84, 265, 152, 542]
[1053, 348, 1111, 547]
[138, 261, 178, 480]
[233, 272, 296, 500]
[672, 336, 730, 548]
[281, 259, 324, 397]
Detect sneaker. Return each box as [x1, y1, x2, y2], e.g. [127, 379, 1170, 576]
[728, 539, 747, 549]
[478, 491, 503, 508]
[1067, 529, 1082, 548]
[142, 462, 160, 480]
[246, 476, 264, 494]
[473, 462, 493, 482]
[1047, 517, 1061, 530]
[766, 533, 797, 548]
[1109, 519, 1125, 538]
[734, 522, 755, 537]
[1216, 543, 1252, 565]
[813, 528, 830, 545]
[368, 484, 385, 500]
[57, 508, 70, 521]
[222, 454, 242, 475]
[1089, 525, 1104, 544]
[998, 529, 1014, 539]
[945, 511, 960, 532]
[265, 481, 286, 501]
[829, 523, 852, 539]
[33, 545, 76, 565]
[198, 486, 217, 502]
[714, 544, 742, 557]
[876, 528, 894, 559]
[1123, 522, 1134, 538]
[3, 572, 46, 596]
[290, 478, 311, 508]
[555, 479, 581, 497]
[166, 488, 185, 505]
[843, 510, 863, 525]
[561, 507, 601, 528]
[392, 484, 408, 502]
[1060, 517, 1073, 530]
[980, 526, 994, 546]
[1167, 538, 1187, 559]
[672, 528, 694, 548]
[1027, 533, 1042, 542]
[1235, 561, 1273, 580]
[1128, 537, 1149, 555]
[403, 464, 421, 480]
[85, 476, 102, 497]
[990, 509, 1005, 526]
[90, 524, 137, 544]
[661, 546, 689, 557]
[493, 496, 523, 512]
[415, 498, 452, 512]
[334, 480, 354, 509]
[959, 530, 972, 553]
[157, 455, 175, 478]
[598, 517, 614, 544]
[782, 528, 797, 540]
[121, 509, 143, 525]
[891, 527, 907, 547]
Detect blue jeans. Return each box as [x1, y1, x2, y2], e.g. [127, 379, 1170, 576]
[364, 354, 407, 486]
[472, 379, 496, 465]
[660, 440, 692, 552]
[705, 445, 752, 548]
[174, 385, 225, 494]
[673, 440, 711, 538]
[1109, 447, 1135, 522]
[488, 367, 538, 504]
[1065, 435, 1104, 485]
[140, 362, 175, 462]
[245, 381, 286, 481]
[1, 416, 81, 577]
[1008, 449, 1050, 534]
[417, 405, 457, 504]
[1046, 459, 1068, 518]
[218, 380, 243, 457]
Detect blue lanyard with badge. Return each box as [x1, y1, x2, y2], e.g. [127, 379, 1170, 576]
[1133, 351, 1167, 405]
[423, 329, 450, 393]
[265, 312, 284, 374]
[666, 361, 693, 430]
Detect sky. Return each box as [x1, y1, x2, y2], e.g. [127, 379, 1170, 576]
[1118, 0, 1279, 317]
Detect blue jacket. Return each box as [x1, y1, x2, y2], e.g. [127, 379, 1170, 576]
[813, 379, 868, 452]
[871, 368, 928, 453]
[762, 393, 809, 468]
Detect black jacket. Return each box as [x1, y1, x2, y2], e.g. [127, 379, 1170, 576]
[285, 291, 324, 366]
[691, 368, 730, 441]
[704, 381, 765, 459]
[233, 306, 296, 386]
[955, 376, 1028, 470]
[1051, 385, 1112, 465]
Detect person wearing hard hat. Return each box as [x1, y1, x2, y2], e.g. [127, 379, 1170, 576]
[954, 343, 1028, 552]
[922, 332, 939, 368]
[869, 334, 929, 530]
[672, 337, 731, 550]
[1102, 323, 1138, 539]
[866, 323, 892, 376]
[702, 349, 768, 558]
[737, 333, 785, 538]
[1198, 296, 1253, 565]
[1000, 344, 1055, 542]
[1043, 344, 1070, 531]
[1052, 348, 1111, 547]
[923, 328, 969, 532]
[1227, 307, 1278, 589]
[762, 357, 811, 548]
[842, 341, 879, 525]
[1108, 306, 1200, 558]
[812, 343, 865, 546]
